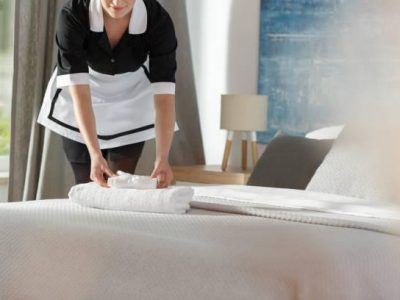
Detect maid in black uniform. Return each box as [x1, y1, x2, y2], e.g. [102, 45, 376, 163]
[37, 0, 178, 188]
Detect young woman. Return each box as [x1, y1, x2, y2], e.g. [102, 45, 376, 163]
[37, 0, 178, 188]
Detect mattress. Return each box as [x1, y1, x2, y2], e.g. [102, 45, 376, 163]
[0, 185, 399, 300]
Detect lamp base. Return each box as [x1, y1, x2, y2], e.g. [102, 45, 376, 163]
[221, 131, 259, 171]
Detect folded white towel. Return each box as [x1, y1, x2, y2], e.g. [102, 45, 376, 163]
[68, 182, 193, 214]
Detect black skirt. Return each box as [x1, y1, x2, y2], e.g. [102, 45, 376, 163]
[62, 136, 145, 164]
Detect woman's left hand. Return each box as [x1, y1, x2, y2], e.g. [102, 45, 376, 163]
[150, 158, 174, 189]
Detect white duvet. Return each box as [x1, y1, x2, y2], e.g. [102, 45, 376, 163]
[0, 185, 399, 300]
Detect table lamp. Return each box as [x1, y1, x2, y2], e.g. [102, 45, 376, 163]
[220, 94, 268, 171]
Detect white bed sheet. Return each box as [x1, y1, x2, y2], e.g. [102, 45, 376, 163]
[0, 186, 399, 300]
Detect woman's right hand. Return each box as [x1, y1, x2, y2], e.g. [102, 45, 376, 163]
[90, 154, 116, 187]
[69, 85, 116, 187]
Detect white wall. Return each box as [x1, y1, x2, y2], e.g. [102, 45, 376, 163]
[186, 0, 262, 168]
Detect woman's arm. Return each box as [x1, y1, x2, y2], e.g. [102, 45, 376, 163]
[69, 85, 115, 186]
[145, 2, 178, 188]
[150, 94, 176, 188]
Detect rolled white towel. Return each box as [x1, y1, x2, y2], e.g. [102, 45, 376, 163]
[107, 171, 158, 189]
[68, 182, 193, 214]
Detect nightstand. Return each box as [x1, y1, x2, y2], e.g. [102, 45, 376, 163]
[171, 165, 251, 185]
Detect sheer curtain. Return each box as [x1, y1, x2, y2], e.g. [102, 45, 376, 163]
[9, 0, 73, 202]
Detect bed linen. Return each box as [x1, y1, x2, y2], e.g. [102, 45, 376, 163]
[193, 185, 400, 235]
[0, 185, 399, 300]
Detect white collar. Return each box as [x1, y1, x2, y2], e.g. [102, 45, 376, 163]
[89, 0, 148, 34]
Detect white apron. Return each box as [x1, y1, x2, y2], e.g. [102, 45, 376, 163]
[38, 67, 178, 149]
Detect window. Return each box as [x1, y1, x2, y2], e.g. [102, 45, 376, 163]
[0, 0, 14, 172]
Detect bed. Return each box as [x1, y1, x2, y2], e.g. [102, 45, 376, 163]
[1, 185, 399, 300]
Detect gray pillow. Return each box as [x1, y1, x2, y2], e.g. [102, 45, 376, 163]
[247, 135, 334, 189]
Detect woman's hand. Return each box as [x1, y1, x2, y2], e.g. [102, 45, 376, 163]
[90, 154, 115, 187]
[152, 95, 175, 189]
[150, 158, 174, 189]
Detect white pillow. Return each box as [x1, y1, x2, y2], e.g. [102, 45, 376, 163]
[306, 125, 344, 140]
[306, 125, 399, 204]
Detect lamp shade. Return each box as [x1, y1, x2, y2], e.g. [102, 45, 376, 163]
[220, 94, 268, 131]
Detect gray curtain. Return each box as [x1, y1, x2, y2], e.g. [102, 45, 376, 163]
[9, 0, 204, 201]
[136, 0, 205, 174]
[9, 0, 74, 202]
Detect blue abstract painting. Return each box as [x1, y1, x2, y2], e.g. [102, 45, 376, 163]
[257, 0, 400, 143]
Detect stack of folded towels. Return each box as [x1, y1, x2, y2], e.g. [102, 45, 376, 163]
[68, 171, 194, 214]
